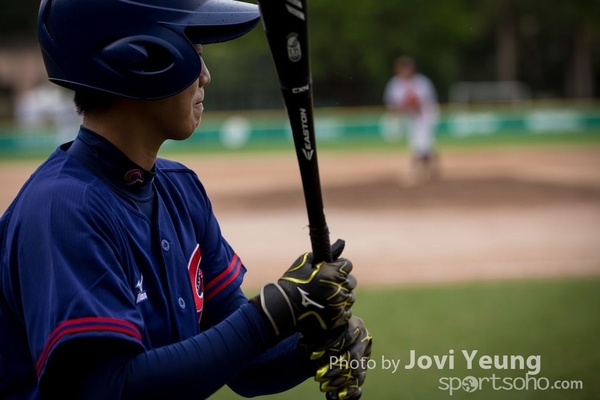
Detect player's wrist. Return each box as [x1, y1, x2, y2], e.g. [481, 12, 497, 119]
[250, 239, 356, 342]
[249, 282, 296, 339]
[298, 324, 349, 369]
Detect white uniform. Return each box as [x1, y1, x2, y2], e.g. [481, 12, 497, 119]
[383, 73, 439, 157]
[15, 82, 82, 145]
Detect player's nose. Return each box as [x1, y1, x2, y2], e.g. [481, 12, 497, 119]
[199, 58, 211, 87]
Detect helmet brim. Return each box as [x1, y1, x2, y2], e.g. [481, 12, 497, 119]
[169, 0, 261, 44]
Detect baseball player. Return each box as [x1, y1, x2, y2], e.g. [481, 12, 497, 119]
[384, 56, 441, 184]
[0, 0, 371, 399]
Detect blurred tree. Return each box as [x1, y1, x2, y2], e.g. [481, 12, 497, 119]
[0, 0, 596, 109]
[571, 23, 595, 98]
[464, 0, 599, 99]
[308, 0, 479, 106]
[467, 0, 520, 82]
[0, 0, 39, 43]
[545, 0, 598, 98]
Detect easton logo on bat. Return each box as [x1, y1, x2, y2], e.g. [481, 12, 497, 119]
[285, 0, 305, 20]
[300, 108, 314, 160]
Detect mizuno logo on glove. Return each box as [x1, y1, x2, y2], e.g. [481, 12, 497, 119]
[298, 287, 325, 309]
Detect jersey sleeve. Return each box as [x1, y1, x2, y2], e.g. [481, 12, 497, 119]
[384, 77, 406, 107]
[2, 178, 145, 379]
[419, 74, 439, 106]
[228, 333, 315, 397]
[175, 166, 247, 310]
[383, 78, 396, 106]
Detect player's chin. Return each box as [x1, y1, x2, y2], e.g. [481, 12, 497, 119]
[171, 120, 200, 141]
[186, 121, 200, 140]
[182, 112, 203, 139]
[192, 105, 203, 127]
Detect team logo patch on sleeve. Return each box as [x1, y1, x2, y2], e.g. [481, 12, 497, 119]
[187, 244, 204, 322]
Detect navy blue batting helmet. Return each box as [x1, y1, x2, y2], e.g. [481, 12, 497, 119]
[38, 0, 261, 100]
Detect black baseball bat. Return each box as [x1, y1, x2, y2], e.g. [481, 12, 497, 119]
[257, 0, 332, 264]
[257, 1, 359, 399]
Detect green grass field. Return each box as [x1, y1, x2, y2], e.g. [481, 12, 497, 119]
[212, 277, 600, 399]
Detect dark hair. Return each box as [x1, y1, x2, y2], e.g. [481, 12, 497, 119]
[73, 89, 118, 115]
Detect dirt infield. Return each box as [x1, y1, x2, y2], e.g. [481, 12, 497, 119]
[1, 145, 599, 289]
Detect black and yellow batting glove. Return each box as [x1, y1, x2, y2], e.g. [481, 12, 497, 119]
[310, 316, 373, 400]
[250, 239, 356, 339]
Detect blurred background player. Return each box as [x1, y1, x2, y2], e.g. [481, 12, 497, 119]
[384, 56, 441, 185]
[14, 79, 82, 145]
[0, 0, 371, 399]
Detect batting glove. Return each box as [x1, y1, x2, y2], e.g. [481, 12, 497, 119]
[250, 239, 356, 339]
[311, 316, 373, 400]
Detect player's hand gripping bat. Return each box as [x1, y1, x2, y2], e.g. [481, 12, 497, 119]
[256, 0, 358, 399]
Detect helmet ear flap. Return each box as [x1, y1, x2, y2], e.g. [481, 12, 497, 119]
[100, 36, 178, 76]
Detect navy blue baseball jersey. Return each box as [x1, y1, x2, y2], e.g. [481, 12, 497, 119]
[0, 127, 313, 398]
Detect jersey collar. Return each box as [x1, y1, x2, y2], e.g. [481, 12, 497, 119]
[66, 126, 156, 200]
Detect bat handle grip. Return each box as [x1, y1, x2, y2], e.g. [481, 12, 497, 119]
[313, 228, 357, 400]
[310, 225, 332, 263]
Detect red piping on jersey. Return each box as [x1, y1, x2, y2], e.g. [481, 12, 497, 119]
[205, 254, 242, 301]
[36, 317, 142, 377]
[187, 244, 204, 315]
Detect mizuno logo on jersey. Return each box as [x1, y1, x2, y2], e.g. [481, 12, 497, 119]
[135, 274, 148, 304]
